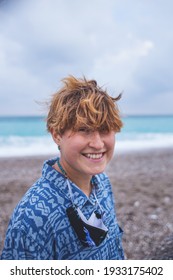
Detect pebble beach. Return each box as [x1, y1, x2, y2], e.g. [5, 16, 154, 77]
[0, 148, 173, 259]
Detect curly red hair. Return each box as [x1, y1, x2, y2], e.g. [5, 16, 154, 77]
[47, 75, 123, 135]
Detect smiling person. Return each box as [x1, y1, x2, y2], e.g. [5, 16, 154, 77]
[1, 76, 124, 260]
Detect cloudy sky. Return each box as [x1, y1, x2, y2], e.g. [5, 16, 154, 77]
[0, 0, 173, 116]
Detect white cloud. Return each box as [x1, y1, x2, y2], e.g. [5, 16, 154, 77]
[89, 39, 154, 96]
[0, 0, 173, 115]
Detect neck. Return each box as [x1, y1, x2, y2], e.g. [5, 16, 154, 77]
[55, 158, 92, 196]
[70, 176, 92, 197]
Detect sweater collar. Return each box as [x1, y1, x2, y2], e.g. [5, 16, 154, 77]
[42, 157, 104, 209]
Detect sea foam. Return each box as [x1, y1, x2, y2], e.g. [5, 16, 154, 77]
[0, 133, 173, 157]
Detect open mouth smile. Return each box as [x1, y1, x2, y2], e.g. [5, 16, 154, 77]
[82, 153, 105, 159]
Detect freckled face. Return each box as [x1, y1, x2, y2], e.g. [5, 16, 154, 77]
[56, 129, 115, 179]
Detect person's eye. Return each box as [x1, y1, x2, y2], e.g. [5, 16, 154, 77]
[99, 128, 109, 134]
[78, 127, 90, 133]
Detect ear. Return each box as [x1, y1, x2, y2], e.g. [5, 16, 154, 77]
[50, 128, 61, 145]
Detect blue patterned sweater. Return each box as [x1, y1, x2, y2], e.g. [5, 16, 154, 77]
[1, 158, 124, 260]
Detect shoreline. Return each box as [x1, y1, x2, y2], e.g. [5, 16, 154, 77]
[0, 148, 173, 259]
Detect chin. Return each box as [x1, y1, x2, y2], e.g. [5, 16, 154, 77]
[89, 168, 106, 176]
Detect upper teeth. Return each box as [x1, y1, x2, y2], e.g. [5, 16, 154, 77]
[85, 153, 103, 159]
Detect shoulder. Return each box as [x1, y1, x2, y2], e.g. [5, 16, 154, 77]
[96, 172, 112, 189]
[8, 174, 67, 233]
[93, 172, 114, 203]
[96, 172, 116, 204]
[4, 177, 66, 253]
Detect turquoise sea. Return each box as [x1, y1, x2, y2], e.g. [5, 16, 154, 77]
[0, 116, 173, 157]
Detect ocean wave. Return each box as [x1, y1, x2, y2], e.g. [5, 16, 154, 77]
[0, 133, 173, 157]
[116, 133, 173, 152]
[0, 136, 57, 157]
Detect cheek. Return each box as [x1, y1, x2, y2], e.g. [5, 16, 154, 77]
[108, 139, 115, 160]
[106, 137, 115, 159]
[109, 142, 115, 156]
[61, 137, 83, 156]
[107, 134, 115, 149]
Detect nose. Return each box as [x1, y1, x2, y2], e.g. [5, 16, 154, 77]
[88, 131, 104, 150]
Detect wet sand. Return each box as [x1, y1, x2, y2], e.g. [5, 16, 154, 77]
[0, 148, 173, 259]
